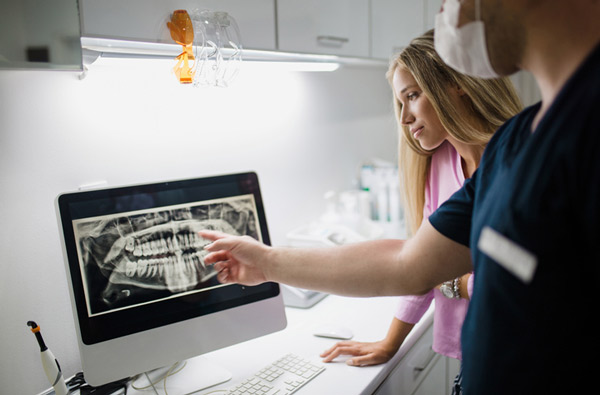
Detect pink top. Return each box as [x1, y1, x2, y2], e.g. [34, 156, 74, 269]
[395, 141, 474, 360]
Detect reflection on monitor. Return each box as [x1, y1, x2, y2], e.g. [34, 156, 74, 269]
[56, 172, 287, 390]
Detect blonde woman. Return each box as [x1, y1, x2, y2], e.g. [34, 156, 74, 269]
[319, 29, 522, 384]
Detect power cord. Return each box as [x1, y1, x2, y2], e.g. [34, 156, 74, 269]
[130, 361, 187, 395]
[64, 361, 186, 395]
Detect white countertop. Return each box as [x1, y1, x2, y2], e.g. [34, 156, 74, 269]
[132, 294, 435, 395]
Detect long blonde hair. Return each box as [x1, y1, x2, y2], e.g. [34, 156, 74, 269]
[387, 30, 522, 235]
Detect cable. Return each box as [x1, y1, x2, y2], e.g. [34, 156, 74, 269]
[130, 361, 187, 395]
[65, 362, 186, 395]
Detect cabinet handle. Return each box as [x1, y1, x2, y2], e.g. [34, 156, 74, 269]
[410, 345, 436, 379]
[316, 35, 349, 47]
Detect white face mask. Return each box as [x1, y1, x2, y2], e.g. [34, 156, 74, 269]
[434, 0, 499, 79]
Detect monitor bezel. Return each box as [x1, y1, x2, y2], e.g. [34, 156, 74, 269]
[56, 172, 281, 346]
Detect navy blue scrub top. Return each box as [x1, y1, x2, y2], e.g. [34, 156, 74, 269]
[429, 43, 600, 394]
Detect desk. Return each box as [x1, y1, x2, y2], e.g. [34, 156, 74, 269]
[125, 295, 434, 395]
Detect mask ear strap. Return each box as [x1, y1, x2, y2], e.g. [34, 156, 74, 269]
[475, 0, 481, 21]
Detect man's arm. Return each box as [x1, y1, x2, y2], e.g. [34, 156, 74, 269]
[200, 218, 472, 298]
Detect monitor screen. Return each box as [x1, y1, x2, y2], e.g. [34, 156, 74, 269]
[56, 172, 286, 387]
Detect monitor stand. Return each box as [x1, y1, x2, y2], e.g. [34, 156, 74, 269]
[133, 355, 232, 394]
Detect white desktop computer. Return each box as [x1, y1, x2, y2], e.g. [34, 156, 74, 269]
[55, 172, 287, 392]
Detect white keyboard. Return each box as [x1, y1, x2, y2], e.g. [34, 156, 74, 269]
[224, 354, 325, 395]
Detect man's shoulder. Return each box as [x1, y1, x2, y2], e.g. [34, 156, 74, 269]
[478, 104, 539, 168]
[493, 105, 539, 141]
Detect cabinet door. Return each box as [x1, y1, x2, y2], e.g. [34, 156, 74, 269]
[80, 0, 276, 50]
[370, 0, 425, 60]
[0, 0, 81, 70]
[425, 0, 443, 31]
[412, 354, 446, 395]
[374, 324, 440, 395]
[276, 0, 370, 57]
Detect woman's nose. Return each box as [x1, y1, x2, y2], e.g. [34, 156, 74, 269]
[401, 108, 414, 125]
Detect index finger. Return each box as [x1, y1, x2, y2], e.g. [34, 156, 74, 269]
[320, 341, 353, 357]
[198, 229, 231, 241]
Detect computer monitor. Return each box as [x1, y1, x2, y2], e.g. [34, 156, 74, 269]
[56, 172, 287, 390]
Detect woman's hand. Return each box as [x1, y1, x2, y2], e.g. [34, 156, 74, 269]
[199, 230, 270, 286]
[320, 340, 399, 367]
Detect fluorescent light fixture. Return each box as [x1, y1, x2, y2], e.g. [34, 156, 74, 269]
[242, 61, 339, 72]
[80, 37, 383, 73]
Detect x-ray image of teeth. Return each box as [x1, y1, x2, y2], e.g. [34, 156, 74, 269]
[73, 195, 260, 317]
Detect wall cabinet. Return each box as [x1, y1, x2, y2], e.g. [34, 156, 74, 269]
[370, 0, 424, 59]
[79, 0, 443, 61]
[3, 0, 445, 68]
[80, 0, 277, 50]
[276, 0, 370, 58]
[0, 0, 82, 70]
[277, 0, 442, 60]
[371, 0, 442, 60]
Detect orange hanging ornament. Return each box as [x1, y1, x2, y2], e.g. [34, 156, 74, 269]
[167, 10, 195, 84]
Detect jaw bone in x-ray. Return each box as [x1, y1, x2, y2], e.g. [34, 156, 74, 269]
[74, 196, 259, 316]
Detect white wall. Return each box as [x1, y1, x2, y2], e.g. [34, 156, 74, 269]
[0, 58, 397, 394]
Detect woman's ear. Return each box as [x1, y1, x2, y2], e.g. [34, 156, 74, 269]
[456, 85, 467, 97]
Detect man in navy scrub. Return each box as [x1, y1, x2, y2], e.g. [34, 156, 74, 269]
[428, 0, 600, 393]
[200, 0, 600, 393]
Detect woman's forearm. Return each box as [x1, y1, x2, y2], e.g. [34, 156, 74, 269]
[384, 317, 416, 351]
[459, 273, 472, 300]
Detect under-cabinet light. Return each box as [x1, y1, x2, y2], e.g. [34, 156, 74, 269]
[241, 61, 339, 72]
[81, 37, 382, 73]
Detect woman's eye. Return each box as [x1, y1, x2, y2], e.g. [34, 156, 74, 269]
[407, 92, 419, 101]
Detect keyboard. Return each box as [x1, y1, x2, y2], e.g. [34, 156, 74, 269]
[224, 353, 325, 395]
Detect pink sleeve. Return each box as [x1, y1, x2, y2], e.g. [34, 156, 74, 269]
[394, 291, 435, 324]
[424, 141, 465, 221]
[395, 143, 463, 324]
